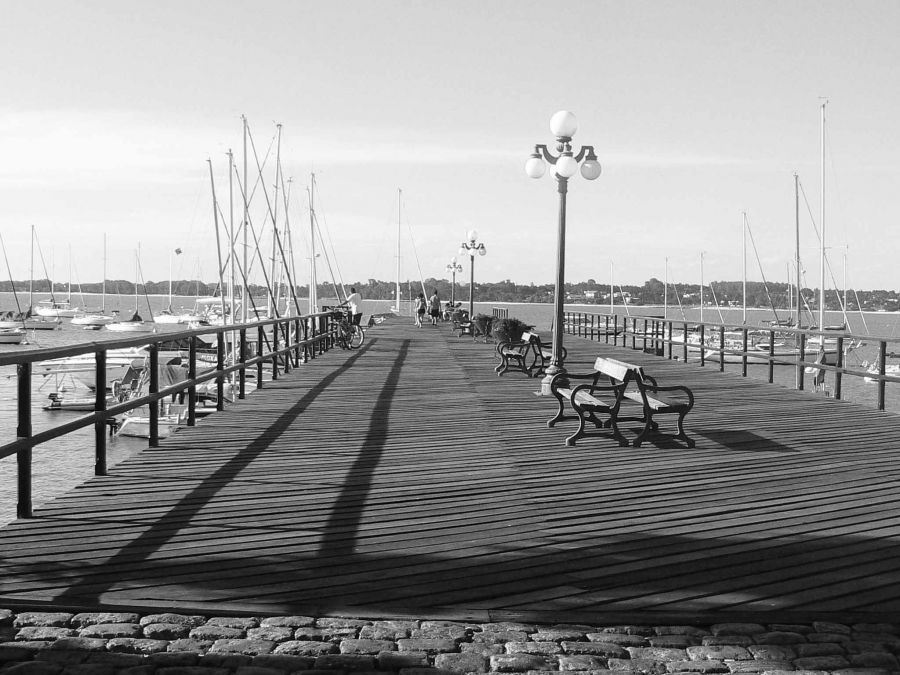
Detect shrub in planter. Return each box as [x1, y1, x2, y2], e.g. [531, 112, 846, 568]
[492, 317, 534, 344]
[471, 313, 494, 338]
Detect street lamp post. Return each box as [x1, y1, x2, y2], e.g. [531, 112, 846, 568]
[446, 257, 463, 306]
[459, 231, 486, 319]
[525, 110, 601, 395]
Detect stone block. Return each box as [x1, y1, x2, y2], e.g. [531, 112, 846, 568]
[107, 638, 169, 655]
[2, 663, 63, 674]
[471, 630, 528, 644]
[505, 641, 561, 655]
[852, 624, 898, 635]
[480, 622, 536, 633]
[848, 652, 900, 669]
[533, 629, 588, 642]
[260, 616, 316, 628]
[85, 652, 146, 667]
[768, 624, 814, 635]
[189, 625, 246, 641]
[359, 620, 418, 640]
[13, 613, 73, 628]
[587, 633, 648, 647]
[207, 617, 260, 630]
[209, 638, 276, 655]
[746, 645, 796, 661]
[148, 650, 200, 666]
[246, 626, 293, 642]
[377, 650, 429, 669]
[607, 656, 668, 673]
[15, 626, 77, 641]
[274, 640, 337, 656]
[294, 627, 358, 642]
[649, 635, 701, 648]
[795, 642, 845, 657]
[666, 659, 729, 673]
[701, 636, 753, 647]
[489, 653, 555, 672]
[198, 651, 254, 669]
[807, 632, 852, 644]
[48, 637, 108, 652]
[813, 621, 852, 635]
[626, 647, 688, 661]
[412, 622, 471, 640]
[316, 618, 371, 629]
[562, 641, 629, 658]
[459, 642, 504, 656]
[0, 643, 39, 662]
[143, 623, 193, 640]
[655, 626, 710, 637]
[557, 654, 607, 671]
[434, 651, 490, 672]
[139, 614, 206, 628]
[79, 623, 143, 639]
[167, 638, 214, 653]
[0, 610, 13, 626]
[71, 613, 141, 628]
[340, 638, 395, 654]
[723, 659, 793, 673]
[686, 645, 752, 661]
[397, 638, 458, 654]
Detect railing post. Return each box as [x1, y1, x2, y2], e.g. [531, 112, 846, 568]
[741, 327, 748, 377]
[719, 326, 725, 372]
[257, 324, 265, 386]
[835, 336, 844, 400]
[768, 329, 775, 383]
[187, 336, 197, 425]
[604, 316, 610, 344]
[239, 329, 247, 399]
[642, 318, 648, 353]
[216, 332, 226, 411]
[94, 350, 107, 476]
[667, 321, 673, 360]
[699, 324, 706, 367]
[878, 339, 887, 411]
[17, 362, 32, 519]
[271, 323, 280, 381]
[682, 322, 688, 363]
[149, 345, 159, 448]
[631, 318, 636, 350]
[293, 318, 301, 366]
[798, 333, 806, 391]
[282, 322, 291, 374]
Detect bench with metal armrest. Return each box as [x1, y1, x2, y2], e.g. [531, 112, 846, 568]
[496, 332, 566, 378]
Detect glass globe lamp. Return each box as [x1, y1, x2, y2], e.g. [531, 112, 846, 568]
[550, 110, 578, 138]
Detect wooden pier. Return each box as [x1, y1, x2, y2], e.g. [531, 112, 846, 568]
[2, 317, 900, 625]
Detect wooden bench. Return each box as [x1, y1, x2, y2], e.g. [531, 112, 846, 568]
[549, 356, 695, 448]
[496, 332, 564, 378]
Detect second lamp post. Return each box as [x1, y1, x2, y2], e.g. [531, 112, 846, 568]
[446, 257, 463, 307]
[459, 230, 486, 319]
[525, 110, 601, 394]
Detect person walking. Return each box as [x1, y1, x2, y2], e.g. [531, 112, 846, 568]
[428, 289, 441, 326]
[414, 292, 426, 327]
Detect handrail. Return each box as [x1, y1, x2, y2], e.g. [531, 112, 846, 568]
[1, 310, 340, 518]
[561, 310, 898, 411]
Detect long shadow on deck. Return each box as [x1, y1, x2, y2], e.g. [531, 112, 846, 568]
[49, 340, 381, 607]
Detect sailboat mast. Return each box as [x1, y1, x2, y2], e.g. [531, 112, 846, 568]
[794, 172, 800, 328]
[819, 101, 827, 332]
[742, 213, 747, 325]
[609, 261, 613, 314]
[663, 257, 668, 320]
[29, 225, 34, 308]
[242, 115, 249, 323]
[699, 251, 704, 324]
[397, 189, 402, 312]
[309, 173, 318, 314]
[229, 148, 236, 327]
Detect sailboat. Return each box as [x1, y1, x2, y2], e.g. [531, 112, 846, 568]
[72, 236, 116, 328]
[23, 226, 62, 330]
[107, 250, 155, 333]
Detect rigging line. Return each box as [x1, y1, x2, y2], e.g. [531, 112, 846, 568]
[230, 163, 280, 318]
[134, 249, 155, 319]
[399, 192, 428, 298]
[707, 281, 726, 324]
[744, 214, 781, 323]
[243, 122, 276, 208]
[616, 284, 631, 316]
[308, 181, 347, 297]
[33, 229, 54, 301]
[0, 233, 22, 313]
[313, 210, 343, 302]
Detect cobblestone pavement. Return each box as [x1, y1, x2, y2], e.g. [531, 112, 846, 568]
[2, 609, 900, 675]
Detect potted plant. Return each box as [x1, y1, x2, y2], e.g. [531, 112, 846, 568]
[492, 317, 533, 344]
[471, 313, 495, 341]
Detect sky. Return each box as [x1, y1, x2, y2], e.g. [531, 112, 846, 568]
[1, 0, 899, 293]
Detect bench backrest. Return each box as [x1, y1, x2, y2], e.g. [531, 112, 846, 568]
[594, 357, 638, 384]
[521, 331, 538, 343]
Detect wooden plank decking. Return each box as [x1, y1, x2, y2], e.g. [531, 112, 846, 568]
[2, 317, 900, 625]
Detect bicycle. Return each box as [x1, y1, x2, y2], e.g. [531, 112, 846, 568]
[333, 308, 365, 349]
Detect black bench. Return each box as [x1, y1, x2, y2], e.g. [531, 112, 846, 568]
[496, 332, 564, 378]
[549, 356, 695, 448]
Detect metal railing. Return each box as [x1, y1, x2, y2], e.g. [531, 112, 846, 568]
[1, 311, 340, 519]
[562, 311, 900, 411]
[492, 307, 509, 320]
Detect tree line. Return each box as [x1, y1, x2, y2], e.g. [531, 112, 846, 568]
[1, 277, 897, 311]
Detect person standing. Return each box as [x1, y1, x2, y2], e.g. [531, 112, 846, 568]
[428, 289, 441, 326]
[414, 292, 426, 327]
[345, 287, 363, 326]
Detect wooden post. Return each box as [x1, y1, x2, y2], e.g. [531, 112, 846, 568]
[94, 350, 107, 476]
[835, 336, 844, 400]
[741, 327, 748, 377]
[187, 336, 197, 425]
[878, 339, 887, 410]
[257, 325, 265, 387]
[239, 329, 247, 399]
[699, 324, 706, 367]
[682, 322, 688, 363]
[149, 345, 159, 448]
[17, 362, 32, 519]
[767, 329, 775, 383]
[217, 332, 226, 411]
[719, 326, 725, 373]
[798, 333, 806, 391]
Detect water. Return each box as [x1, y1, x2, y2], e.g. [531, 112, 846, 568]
[3, 294, 899, 526]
